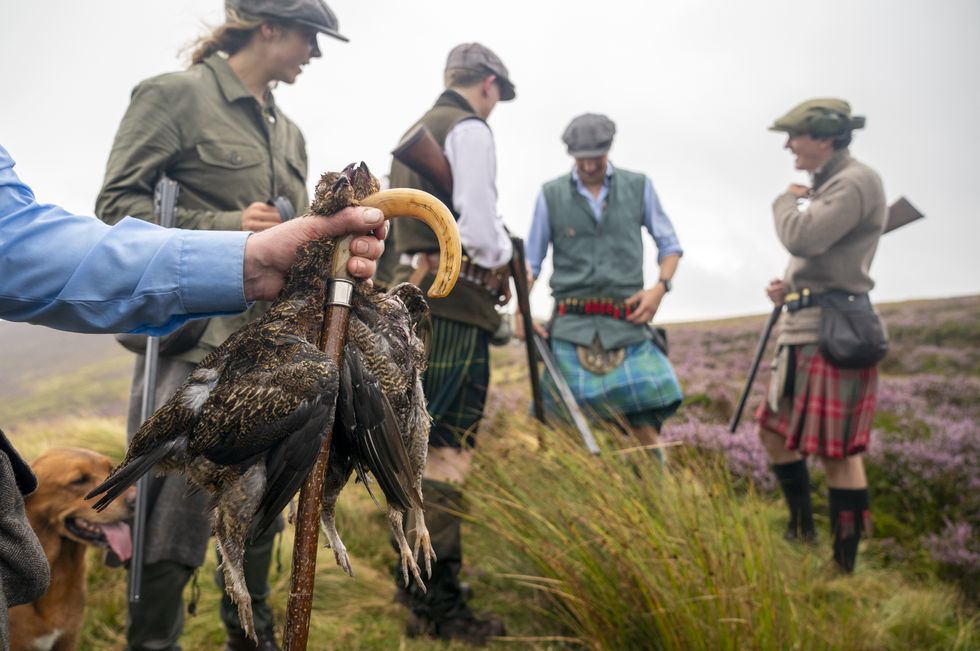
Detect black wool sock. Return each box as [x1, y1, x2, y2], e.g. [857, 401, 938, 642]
[829, 487, 871, 573]
[772, 459, 815, 541]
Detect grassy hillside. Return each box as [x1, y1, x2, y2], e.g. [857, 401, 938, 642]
[0, 321, 131, 424]
[1, 296, 977, 650]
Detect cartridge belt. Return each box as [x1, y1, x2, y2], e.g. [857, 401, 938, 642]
[784, 288, 817, 313]
[784, 288, 869, 313]
[556, 297, 634, 320]
[400, 252, 509, 299]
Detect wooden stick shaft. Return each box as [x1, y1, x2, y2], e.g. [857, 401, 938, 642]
[283, 237, 354, 651]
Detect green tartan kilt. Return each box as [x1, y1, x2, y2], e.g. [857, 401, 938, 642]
[544, 337, 683, 430]
[423, 317, 490, 448]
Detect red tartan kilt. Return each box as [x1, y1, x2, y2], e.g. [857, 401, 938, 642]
[755, 344, 878, 459]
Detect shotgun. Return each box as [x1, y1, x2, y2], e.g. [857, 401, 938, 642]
[728, 196, 924, 433]
[129, 175, 179, 603]
[509, 236, 546, 423]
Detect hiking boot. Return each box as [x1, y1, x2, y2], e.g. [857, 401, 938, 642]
[224, 627, 280, 651]
[395, 581, 470, 607]
[784, 526, 818, 545]
[405, 611, 438, 638]
[440, 611, 506, 645]
[406, 610, 506, 646]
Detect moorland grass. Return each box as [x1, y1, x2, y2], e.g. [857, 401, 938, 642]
[8, 411, 977, 650]
[5, 294, 979, 649]
[465, 413, 979, 650]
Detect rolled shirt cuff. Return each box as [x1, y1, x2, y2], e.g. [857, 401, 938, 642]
[177, 230, 250, 314]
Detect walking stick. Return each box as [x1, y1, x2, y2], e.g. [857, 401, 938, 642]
[129, 175, 179, 604]
[282, 188, 460, 651]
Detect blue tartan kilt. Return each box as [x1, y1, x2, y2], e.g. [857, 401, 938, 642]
[543, 338, 683, 429]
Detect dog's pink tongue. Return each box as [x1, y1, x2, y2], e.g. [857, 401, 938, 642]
[100, 522, 132, 562]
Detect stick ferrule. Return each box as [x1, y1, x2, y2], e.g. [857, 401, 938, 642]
[326, 279, 355, 307]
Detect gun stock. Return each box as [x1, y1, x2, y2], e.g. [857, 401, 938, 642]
[885, 196, 923, 233]
[391, 124, 454, 197]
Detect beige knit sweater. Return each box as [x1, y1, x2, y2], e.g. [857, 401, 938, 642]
[773, 150, 886, 345]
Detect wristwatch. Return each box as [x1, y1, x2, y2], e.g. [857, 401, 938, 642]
[659, 278, 672, 293]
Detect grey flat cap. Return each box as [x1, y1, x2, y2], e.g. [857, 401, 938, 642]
[226, 0, 349, 42]
[563, 113, 616, 157]
[445, 43, 516, 101]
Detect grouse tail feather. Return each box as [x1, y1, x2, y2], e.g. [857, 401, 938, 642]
[86, 437, 184, 511]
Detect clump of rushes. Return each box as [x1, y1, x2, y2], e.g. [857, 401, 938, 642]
[466, 415, 978, 650]
[467, 421, 824, 650]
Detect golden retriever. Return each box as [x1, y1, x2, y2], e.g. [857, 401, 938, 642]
[8, 447, 135, 651]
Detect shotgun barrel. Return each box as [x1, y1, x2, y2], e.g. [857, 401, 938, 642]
[509, 236, 545, 423]
[728, 306, 781, 433]
[129, 175, 179, 604]
[534, 334, 600, 454]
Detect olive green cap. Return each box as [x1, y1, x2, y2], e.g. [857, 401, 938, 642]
[226, 0, 349, 42]
[769, 98, 866, 138]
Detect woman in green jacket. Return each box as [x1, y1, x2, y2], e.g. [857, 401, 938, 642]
[96, 2, 348, 649]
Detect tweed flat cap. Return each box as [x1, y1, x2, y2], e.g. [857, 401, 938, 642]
[562, 113, 616, 157]
[446, 43, 516, 101]
[769, 98, 866, 138]
[226, 0, 349, 42]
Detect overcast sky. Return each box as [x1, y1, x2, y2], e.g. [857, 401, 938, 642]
[1, 1, 978, 323]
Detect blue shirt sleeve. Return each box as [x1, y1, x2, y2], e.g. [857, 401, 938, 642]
[643, 177, 683, 261]
[0, 145, 249, 335]
[526, 190, 552, 278]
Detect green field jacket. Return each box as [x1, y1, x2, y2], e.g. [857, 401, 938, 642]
[96, 54, 309, 363]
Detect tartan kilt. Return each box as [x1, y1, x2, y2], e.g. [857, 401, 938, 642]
[544, 337, 683, 429]
[755, 344, 878, 458]
[423, 317, 490, 449]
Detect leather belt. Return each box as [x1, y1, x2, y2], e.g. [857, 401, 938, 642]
[557, 297, 634, 320]
[400, 252, 509, 299]
[784, 288, 867, 313]
[784, 288, 816, 313]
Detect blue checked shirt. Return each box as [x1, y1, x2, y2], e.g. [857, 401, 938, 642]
[0, 145, 250, 335]
[527, 162, 683, 277]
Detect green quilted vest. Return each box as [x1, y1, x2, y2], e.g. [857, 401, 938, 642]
[543, 167, 651, 349]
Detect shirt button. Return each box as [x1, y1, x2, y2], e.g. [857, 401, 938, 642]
[230, 153, 241, 164]
[268, 115, 276, 124]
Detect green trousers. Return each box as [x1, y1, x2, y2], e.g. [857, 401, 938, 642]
[125, 523, 278, 651]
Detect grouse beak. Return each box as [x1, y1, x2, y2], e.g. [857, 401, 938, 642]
[357, 189, 461, 298]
